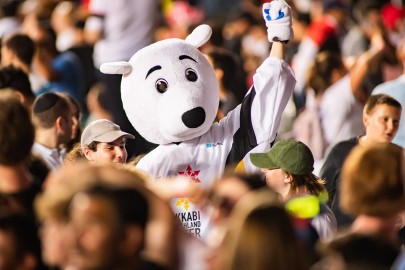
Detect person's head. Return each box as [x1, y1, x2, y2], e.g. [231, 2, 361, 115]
[68, 183, 149, 270]
[58, 92, 81, 144]
[340, 143, 405, 218]
[0, 90, 34, 166]
[209, 171, 267, 225]
[0, 212, 42, 270]
[81, 119, 135, 164]
[35, 163, 152, 269]
[250, 139, 325, 199]
[317, 233, 400, 270]
[363, 94, 402, 144]
[353, 1, 383, 37]
[206, 48, 238, 90]
[1, 33, 35, 70]
[219, 189, 310, 270]
[0, 66, 35, 107]
[307, 51, 346, 96]
[51, 1, 75, 34]
[323, 0, 348, 25]
[32, 92, 75, 145]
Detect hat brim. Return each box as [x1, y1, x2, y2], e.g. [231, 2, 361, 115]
[92, 130, 135, 144]
[250, 153, 279, 169]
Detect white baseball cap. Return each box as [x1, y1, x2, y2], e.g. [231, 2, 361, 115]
[81, 119, 135, 150]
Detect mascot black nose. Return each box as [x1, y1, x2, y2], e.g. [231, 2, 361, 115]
[182, 107, 206, 128]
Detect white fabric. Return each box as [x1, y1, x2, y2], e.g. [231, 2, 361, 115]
[137, 58, 295, 240]
[32, 143, 66, 170]
[291, 37, 318, 94]
[0, 17, 20, 38]
[119, 38, 220, 145]
[320, 75, 364, 152]
[311, 204, 337, 242]
[185, 24, 212, 48]
[56, 28, 77, 52]
[87, 0, 160, 67]
[263, 0, 293, 42]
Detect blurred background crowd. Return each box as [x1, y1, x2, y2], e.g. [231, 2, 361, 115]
[0, 0, 405, 269]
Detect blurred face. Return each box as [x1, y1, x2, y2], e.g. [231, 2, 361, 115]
[58, 114, 75, 144]
[209, 177, 251, 225]
[41, 218, 71, 267]
[65, 99, 80, 141]
[364, 104, 401, 144]
[260, 168, 290, 198]
[68, 193, 122, 270]
[85, 137, 128, 164]
[0, 45, 12, 67]
[0, 231, 18, 270]
[70, 114, 79, 140]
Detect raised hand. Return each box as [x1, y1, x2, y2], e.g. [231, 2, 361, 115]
[263, 0, 293, 43]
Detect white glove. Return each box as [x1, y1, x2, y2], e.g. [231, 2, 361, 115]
[263, 0, 293, 43]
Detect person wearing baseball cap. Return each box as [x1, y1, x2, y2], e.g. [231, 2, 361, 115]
[81, 119, 135, 164]
[250, 139, 337, 241]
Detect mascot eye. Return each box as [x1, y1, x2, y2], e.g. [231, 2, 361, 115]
[155, 79, 168, 93]
[185, 68, 198, 82]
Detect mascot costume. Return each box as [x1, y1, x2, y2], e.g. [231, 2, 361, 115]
[101, 0, 296, 239]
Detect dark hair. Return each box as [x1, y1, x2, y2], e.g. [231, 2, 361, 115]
[221, 171, 267, 191]
[288, 173, 326, 197]
[207, 48, 238, 90]
[85, 184, 149, 229]
[319, 233, 400, 269]
[0, 66, 35, 100]
[0, 212, 42, 263]
[3, 34, 35, 66]
[353, 0, 381, 23]
[0, 91, 34, 164]
[32, 92, 71, 128]
[86, 141, 100, 151]
[0, 0, 21, 17]
[365, 94, 402, 115]
[307, 51, 346, 96]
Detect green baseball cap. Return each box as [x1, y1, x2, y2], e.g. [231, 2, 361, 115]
[250, 139, 314, 175]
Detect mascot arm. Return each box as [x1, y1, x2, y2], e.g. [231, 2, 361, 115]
[224, 58, 295, 170]
[250, 53, 295, 144]
[250, 0, 295, 144]
[224, 0, 295, 167]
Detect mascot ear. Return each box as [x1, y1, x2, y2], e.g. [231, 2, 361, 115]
[185, 24, 212, 48]
[100, 61, 132, 76]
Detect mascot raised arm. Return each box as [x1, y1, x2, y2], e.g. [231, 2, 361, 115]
[101, 0, 295, 239]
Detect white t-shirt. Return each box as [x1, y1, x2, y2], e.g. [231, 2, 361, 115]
[86, 0, 160, 67]
[320, 75, 364, 152]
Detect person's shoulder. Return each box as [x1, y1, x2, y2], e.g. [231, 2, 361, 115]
[330, 138, 358, 152]
[324, 138, 358, 162]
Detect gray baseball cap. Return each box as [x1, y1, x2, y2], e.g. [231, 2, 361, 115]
[81, 119, 135, 150]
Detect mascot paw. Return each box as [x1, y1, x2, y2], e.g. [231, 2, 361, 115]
[263, 0, 293, 43]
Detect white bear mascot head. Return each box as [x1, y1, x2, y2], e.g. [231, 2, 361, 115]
[100, 25, 219, 144]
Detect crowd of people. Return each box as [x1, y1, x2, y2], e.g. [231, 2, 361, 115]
[0, 0, 405, 269]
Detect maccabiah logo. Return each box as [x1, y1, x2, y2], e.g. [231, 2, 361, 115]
[178, 165, 201, 183]
[175, 164, 203, 238]
[175, 165, 201, 211]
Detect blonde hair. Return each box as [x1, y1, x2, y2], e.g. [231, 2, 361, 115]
[220, 189, 311, 270]
[341, 143, 405, 217]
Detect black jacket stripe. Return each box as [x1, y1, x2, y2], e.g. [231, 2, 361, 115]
[225, 86, 258, 168]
